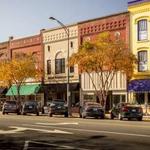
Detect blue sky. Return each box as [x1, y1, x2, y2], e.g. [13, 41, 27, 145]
[0, 0, 129, 42]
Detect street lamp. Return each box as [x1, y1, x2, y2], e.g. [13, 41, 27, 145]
[49, 17, 71, 116]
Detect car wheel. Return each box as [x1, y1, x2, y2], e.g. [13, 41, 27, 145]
[118, 113, 122, 120]
[101, 115, 105, 119]
[49, 113, 53, 117]
[36, 112, 39, 116]
[128, 118, 131, 121]
[23, 112, 26, 115]
[17, 112, 20, 115]
[137, 117, 142, 121]
[110, 113, 114, 119]
[82, 114, 86, 119]
[64, 112, 68, 117]
[2, 111, 5, 115]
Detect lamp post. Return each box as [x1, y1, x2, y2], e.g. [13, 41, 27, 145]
[49, 17, 71, 116]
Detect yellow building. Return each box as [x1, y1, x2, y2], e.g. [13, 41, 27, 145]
[128, 0, 150, 114]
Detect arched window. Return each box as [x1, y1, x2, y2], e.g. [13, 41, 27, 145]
[55, 52, 65, 74]
[138, 50, 148, 72]
[137, 19, 148, 41]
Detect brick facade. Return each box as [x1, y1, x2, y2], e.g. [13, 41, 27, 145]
[78, 12, 130, 46]
[9, 34, 43, 75]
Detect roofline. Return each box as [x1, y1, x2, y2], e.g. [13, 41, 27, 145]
[0, 41, 9, 45]
[78, 11, 129, 24]
[10, 34, 41, 42]
[42, 23, 78, 33]
[128, 0, 150, 6]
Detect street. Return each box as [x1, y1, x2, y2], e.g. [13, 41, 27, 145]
[0, 113, 150, 150]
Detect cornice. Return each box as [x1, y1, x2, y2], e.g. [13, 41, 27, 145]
[130, 7, 150, 14]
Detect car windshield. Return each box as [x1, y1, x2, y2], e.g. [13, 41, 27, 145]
[85, 102, 101, 107]
[24, 101, 37, 106]
[52, 100, 65, 105]
[5, 101, 16, 105]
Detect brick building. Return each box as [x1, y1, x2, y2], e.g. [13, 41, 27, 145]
[78, 12, 130, 110]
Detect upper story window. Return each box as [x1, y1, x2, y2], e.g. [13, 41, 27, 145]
[70, 41, 73, 48]
[55, 51, 65, 74]
[70, 66, 74, 73]
[47, 45, 50, 52]
[138, 50, 148, 72]
[137, 19, 148, 41]
[47, 60, 51, 75]
[55, 58, 65, 74]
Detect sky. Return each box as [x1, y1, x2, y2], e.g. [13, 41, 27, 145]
[0, 0, 130, 42]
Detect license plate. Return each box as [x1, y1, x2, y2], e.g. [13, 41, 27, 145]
[57, 106, 61, 109]
[93, 108, 97, 111]
[132, 109, 136, 112]
[29, 106, 33, 109]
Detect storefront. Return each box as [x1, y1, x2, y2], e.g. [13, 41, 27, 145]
[128, 79, 150, 114]
[6, 84, 44, 107]
[44, 83, 80, 106]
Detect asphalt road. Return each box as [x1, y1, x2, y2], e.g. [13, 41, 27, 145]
[0, 113, 150, 150]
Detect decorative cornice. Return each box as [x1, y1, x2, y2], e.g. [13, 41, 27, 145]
[131, 8, 150, 14]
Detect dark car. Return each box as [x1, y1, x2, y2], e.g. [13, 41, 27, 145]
[80, 102, 105, 119]
[110, 102, 143, 121]
[48, 99, 68, 117]
[2, 100, 21, 115]
[22, 101, 39, 116]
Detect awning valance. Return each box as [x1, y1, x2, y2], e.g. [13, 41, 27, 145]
[47, 83, 79, 92]
[6, 84, 41, 96]
[128, 79, 150, 92]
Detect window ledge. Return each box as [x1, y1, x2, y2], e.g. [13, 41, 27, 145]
[137, 40, 150, 43]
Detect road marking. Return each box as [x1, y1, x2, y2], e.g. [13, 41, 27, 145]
[23, 124, 150, 138]
[23, 140, 89, 150]
[0, 127, 26, 134]
[10, 126, 73, 134]
[36, 122, 79, 126]
[23, 141, 29, 150]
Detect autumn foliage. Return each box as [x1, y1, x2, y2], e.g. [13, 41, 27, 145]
[69, 32, 137, 109]
[0, 53, 42, 102]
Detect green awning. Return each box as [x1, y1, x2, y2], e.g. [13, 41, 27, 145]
[6, 84, 41, 96]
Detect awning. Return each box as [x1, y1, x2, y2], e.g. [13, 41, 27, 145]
[6, 84, 41, 96]
[128, 79, 150, 92]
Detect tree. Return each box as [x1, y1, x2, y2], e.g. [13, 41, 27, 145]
[0, 53, 42, 103]
[69, 32, 137, 111]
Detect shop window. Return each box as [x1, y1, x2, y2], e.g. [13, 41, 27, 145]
[136, 93, 144, 104]
[112, 95, 120, 105]
[137, 19, 148, 41]
[138, 51, 148, 72]
[148, 93, 150, 104]
[83, 94, 94, 101]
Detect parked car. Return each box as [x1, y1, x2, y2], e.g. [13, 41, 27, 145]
[22, 100, 39, 116]
[48, 99, 68, 117]
[110, 102, 143, 121]
[80, 102, 105, 119]
[2, 100, 21, 115]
